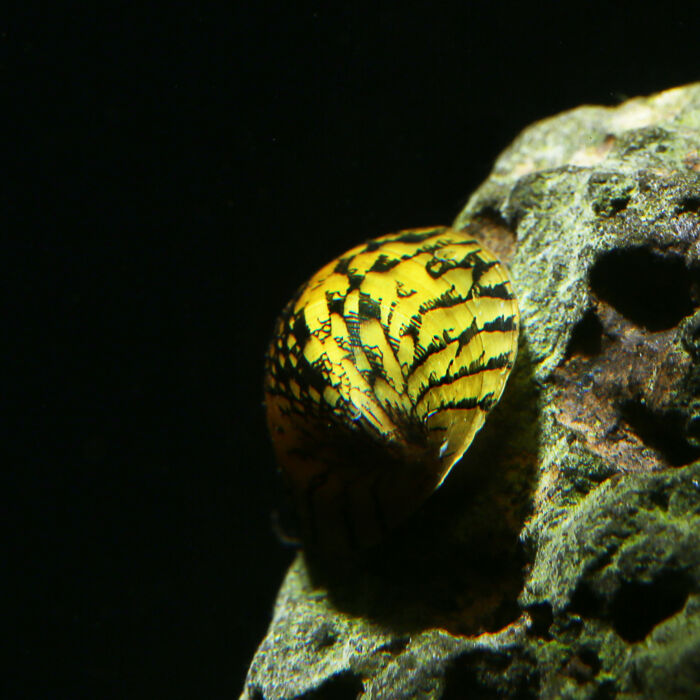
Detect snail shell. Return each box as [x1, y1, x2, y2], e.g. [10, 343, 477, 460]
[264, 226, 519, 554]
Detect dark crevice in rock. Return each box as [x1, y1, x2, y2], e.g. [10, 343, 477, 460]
[678, 195, 700, 213]
[592, 680, 618, 700]
[620, 401, 700, 467]
[443, 670, 501, 700]
[560, 459, 615, 497]
[571, 570, 692, 644]
[442, 650, 538, 700]
[589, 247, 700, 331]
[648, 487, 671, 510]
[577, 647, 602, 677]
[610, 570, 692, 642]
[587, 171, 634, 216]
[584, 547, 616, 577]
[377, 636, 410, 655]
[564, 648, 601, 684]
[554, 290, 697, 472]
[525, 602, 553, 639]
[566, 309, 604, 357]
[608, 197, 629, 215]
[311, 623, 338, 650]
[594, 195, 630, 216]
[467, 207, 518, 264]
[298, 671, 364, 700]
[473, 206, 516, 237]
[570, 581, 604, 619]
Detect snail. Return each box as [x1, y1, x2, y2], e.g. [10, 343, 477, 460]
[263, 226, 519, 555]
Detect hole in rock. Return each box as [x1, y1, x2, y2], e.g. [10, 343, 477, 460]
[595, 680, 619, 700]
[566, 310, 603, 357]
[474, 206, 516, 236]
[442, 667, 501, 700]
[604, 196, 630, 215]
[442, 650, 536, 700]
[570, 581, 603, 619]
[577, 647, 601, 676]
[311, 623, 338, 650]
[590, 247, 700, 331]
[565, 653, 598, 684]
[525, 602, 553, 639]
[679, 196, 700, 213]
[648, 488, 670, 510]
[378, 636, 410, 655]
[621, 401, 700, 467]
[611, 571, 691, 643]
[302, 670, 364, 700]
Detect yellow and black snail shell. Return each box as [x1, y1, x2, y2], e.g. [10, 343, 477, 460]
[264, 226, 519, 555]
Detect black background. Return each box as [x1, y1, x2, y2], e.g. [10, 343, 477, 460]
[7, 3, 699, 697]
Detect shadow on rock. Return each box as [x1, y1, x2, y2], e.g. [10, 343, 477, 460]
[303, 340, 541, 637]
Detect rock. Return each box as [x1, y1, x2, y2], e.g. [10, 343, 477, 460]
[242, 84, 700, 700]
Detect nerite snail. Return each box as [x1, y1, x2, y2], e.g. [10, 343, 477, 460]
[263, 226, 519, 555]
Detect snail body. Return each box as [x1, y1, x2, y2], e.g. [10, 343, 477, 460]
[264, 226, 519, 554]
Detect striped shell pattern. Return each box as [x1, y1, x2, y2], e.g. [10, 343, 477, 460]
[264, 226, 519, 554]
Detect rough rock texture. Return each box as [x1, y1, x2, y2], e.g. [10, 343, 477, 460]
[242, 84, 700, 699]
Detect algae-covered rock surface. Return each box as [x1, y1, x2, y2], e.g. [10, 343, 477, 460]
[242, 84, 700, 699]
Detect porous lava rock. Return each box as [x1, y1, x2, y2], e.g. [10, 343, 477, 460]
[242, 84, 700, 700]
